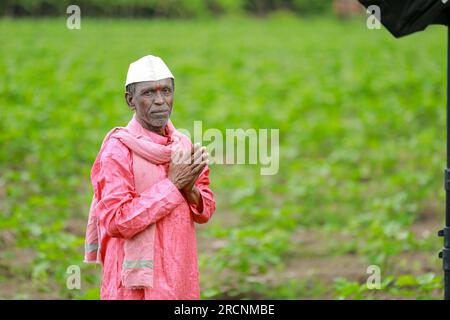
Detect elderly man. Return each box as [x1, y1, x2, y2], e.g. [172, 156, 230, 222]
[84, 55, 216, 300]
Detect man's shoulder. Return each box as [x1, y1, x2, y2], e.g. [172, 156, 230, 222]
[90, 129, 132, 180]
[99, 131, 131, 163]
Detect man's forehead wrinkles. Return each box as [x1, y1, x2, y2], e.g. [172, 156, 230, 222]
[137, 80, 172, 92]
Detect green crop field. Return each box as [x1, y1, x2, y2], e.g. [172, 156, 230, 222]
[0, 15, 447, 299]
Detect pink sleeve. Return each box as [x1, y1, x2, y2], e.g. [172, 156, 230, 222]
[94, 139, 185, 239]
[189, 166, 216, 224]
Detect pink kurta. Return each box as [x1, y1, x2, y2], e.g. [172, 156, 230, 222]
[91, 117, 215, 300]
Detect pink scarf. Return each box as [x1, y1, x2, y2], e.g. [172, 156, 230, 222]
[84, 118, 183, 289]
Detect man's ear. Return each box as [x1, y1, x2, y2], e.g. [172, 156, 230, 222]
[125, 91, 135, 110]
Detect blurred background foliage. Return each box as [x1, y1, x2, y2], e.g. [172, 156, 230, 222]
[0, 0, 447, 300]
[1, 0, 330, 18]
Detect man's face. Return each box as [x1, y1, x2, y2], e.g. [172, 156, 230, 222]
[126, 78, 174, 133]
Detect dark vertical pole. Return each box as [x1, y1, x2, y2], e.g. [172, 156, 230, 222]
[440, 13, 450, 300]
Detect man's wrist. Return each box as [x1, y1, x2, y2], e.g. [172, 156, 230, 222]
[183, 185, 199, 202]
[182, 182, 194, 193]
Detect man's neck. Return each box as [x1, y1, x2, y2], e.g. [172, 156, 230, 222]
[137, 118, 166, 136]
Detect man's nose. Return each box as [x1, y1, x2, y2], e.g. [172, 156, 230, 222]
[154, 91, 164, 105]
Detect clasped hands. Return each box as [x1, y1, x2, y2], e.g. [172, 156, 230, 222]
[168, 143, 208, 204]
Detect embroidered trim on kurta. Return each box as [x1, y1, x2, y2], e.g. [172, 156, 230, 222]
[85, 243, 100, 252]
[123, 260, 154, 269]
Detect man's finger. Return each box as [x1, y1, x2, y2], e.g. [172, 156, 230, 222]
[192, 159, 208, 174]
[192, 147, 207, 165]
[189, 143, 198, 157]
[192, 143, 201, 154]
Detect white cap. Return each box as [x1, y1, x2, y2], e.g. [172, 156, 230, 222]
[125, 55, 174, 88]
